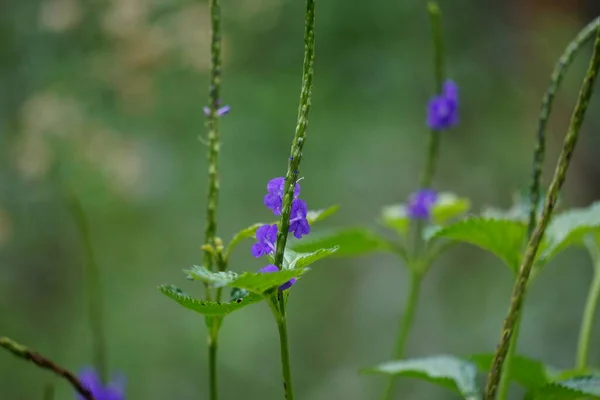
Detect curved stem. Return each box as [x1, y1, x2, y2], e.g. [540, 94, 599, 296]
[496, 317, 521, 400]
[0, 337, 94, 400]
[380, 271, 423, 400]
[576, 262, 600, 370]
[484, 25, 600, 400]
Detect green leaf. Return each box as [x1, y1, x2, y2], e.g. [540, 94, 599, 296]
[158, 285, 263, 316]
[469, 353, 553, 390]
[224, 205, 339, 258]
[431, 217, 528, 273]
[282, 247, 339, 270]
[432, 193, 471, 225]
[362, 355, 480, 399]
[291, 228, 398, 258]
[380, 204, 410, 235]
[537, 202, 600, 266]
[185, 265, 238, 287]
[229, 268, 309, 294]
[528, 375, 600, 399]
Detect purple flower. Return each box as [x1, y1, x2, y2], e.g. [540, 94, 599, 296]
[406, 189, 438, 220]
[258, 264, 296, 291]
[289, 199, 310, 239]
[203, 100, 231, 117]
[263, 177, 301, 215]
[251, 224, 278, 258]
[426, 80, 459, 130]
[77, 367, 125, 400]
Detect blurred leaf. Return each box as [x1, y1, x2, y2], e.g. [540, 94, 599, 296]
[291, 228, 399, 257]
[224, 205, 339, 258]
[229, 268, 309, 294]
[537, 202, 600, 266]
[282, 247, 339, 270]
[526, 375, 600, 399]
[158, 285, 262, 316]
[432, 193, 471, 225]
[469, 353, 554, 390]
[431, 217, 528, 273]
[185, 266, 238, 287]
[362, 355, 480, 399]
[380, 204, 410, 235]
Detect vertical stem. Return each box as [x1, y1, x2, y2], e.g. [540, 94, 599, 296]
[43, 383, 55, 400]
[277, 315, 295, 400]
[380, 271, 423, 400]
[203, 0, 223, 397]
[494, 18, 600, 400]
[67, 194, 108, 383]
[576, 263, 600, 370]
[420, 2, 445, 189]
[484, 26, 600, 400]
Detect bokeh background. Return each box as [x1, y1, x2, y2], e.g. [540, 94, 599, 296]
[2, 0, 600, 399]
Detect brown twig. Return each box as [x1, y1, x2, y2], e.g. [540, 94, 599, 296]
[0, 337, 94, 400]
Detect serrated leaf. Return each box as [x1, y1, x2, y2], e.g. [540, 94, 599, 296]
[469, 353, 553, 390]
[529, 375, 600, 399]
[158, 285, 263, 316]
[230, 268, 309, 294]
[380, 204, 410, 235]
[362, 355, 480, 399]
[537, 202, 600, 266]
[432, 217, 528, 273]
[282, 247, 338, 270]
[185, 265, 238, 287]
[432, 193, 472, 225]
[291, 228, 398, 257]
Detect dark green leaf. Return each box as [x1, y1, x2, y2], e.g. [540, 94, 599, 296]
[158, 285, 263, 316]
[431, 217, 528, 273]
[432, 193, 471, 225]
[282, 247, 339, 270]
[185, 265, 238, 287]
[362, 355, 480, 399]
[229, 268, 309, 294]
[291, 228, 398, 257]
[529, 375, 600, 399]
[469, 353, 553, 390]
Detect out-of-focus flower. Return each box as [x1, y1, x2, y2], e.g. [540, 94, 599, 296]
[426, 80, 459, 130]
[77, 367, 125, 400]
[406, 189, 438, 220]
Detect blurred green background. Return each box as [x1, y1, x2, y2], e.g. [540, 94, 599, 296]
[2, 0, 600, 399]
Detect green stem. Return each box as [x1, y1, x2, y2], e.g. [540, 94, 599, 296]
[43, 383, 55, 400]
[420, 2, 445, 189]
[66, 193, 108, 383]
[483, 25, 600, 400]
[208, 331, 218, 400]
[576, 261, 600, 370]
[0, 337, 94, 400]
[380, 271, 423, 400]
[276, 315, 295, 400]
[273, 0, 316, 268]
[496, 317, 521, 400]
[527, 17, 600, 235]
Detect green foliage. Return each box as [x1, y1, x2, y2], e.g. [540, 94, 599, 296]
[431, 192, 471, 225]
[158, 285, 263, 316]
[380, 204, 410, 235]
[469, 353, 554, 390]
[291, 228, 399, 258]
[431, 217, 528, 273]
[185, 266, 238, 287]
[361, 355, 480, 399]
[224, 205, 339, 258]
[526, 375, 600, 399]
[230, 269, 309, 294]
[282, 247, 339, 270]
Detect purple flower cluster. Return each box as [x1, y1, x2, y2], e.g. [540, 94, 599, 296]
[251, 177, 312, 290]
[426, 80, 459, 131]
[406, 189, 438, 220]
[203, 99, 231, 117]
[77, 367, 125, 400]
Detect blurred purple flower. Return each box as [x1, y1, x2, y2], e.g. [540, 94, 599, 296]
[251, 224, 278, 258]
[258, 264, 297, 291]
[426, 80, 459, 130]
[289, 199, 310, 239]
[263, 177, 301, 215]
[77, 367, 125, 400]
[203, 100, 231, 117]
[406, 189, 438, 220]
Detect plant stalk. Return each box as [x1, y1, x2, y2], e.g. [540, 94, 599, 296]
[483, 25, 600, 400]
[576, 261, 600, 370]
[277, 315, 295, 400]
